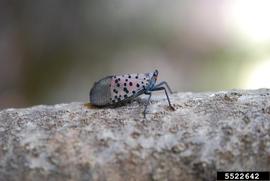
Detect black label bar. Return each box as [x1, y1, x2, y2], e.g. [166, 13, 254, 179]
[217, 171, 269, 180]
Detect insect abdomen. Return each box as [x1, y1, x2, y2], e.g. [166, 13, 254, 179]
[90, 76, 112, 106]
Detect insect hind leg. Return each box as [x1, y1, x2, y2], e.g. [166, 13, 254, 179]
[154, 81, 173, 94]
[150, 86, 175, 110]
[143, 92, 152, 118]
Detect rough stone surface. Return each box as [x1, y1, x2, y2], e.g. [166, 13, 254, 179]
[0, 89, 270, 181]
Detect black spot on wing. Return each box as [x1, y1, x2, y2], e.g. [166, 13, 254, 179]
[113, 89, 118, 94]
[123, 87, 129, 94]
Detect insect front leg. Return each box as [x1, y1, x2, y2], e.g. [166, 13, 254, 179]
[143, 92, 152, 118]
[150, 86, 175, 110]
[154, 81, 173, 94]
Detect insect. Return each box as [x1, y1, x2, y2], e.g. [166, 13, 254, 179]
[89, 69, 174, 118]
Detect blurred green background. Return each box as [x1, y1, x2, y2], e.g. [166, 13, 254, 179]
[1, 0, 270, 109]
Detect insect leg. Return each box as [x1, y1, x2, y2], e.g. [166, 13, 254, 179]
[154, 81, 173, 94]
[150, 86, 175, 110]
[143, 92, 152, 118]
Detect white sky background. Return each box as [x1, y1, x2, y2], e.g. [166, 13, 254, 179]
[224, 0, 270, 89]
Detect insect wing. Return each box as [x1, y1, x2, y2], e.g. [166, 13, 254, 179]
[90, 76, 112, 106]
[110, 73, 151, 103]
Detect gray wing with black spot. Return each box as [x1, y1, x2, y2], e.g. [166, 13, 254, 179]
[90, 76, 112, 106]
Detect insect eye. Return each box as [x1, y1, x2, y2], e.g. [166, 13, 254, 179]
[154, 69, 159, 76]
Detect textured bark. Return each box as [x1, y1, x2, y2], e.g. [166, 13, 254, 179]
[0, 89, 270, 181]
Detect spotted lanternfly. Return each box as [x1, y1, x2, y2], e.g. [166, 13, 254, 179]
[89, 69, 174, 118]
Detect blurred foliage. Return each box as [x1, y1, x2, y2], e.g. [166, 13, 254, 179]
[0, 0, 270, 108]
